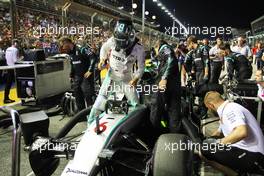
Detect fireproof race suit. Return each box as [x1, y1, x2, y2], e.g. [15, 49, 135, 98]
[87, 37, 145, 125]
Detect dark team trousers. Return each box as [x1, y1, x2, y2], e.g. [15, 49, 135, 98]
[4, 70, 15, 100]
[195, 70, 204, 86]
[72, 75, 94, 111]
[201, 145, 264, 174]
[237, 68, 252, 80]
[256, 57, 264, 70]
[150, 80, 181, 133]
[209, 61, 222, 84]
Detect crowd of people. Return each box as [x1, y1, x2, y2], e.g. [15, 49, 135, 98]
[0, 7, 113, 57]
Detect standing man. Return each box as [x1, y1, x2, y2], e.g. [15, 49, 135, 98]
[150, 40, 181, 133]
[4, 39, 19, 104]
[209, 37, 224, 84]
[87, 19, 145, 125]
[232, 36, 252, 61]
[60, 37, 96, 111]
[185, 35, 210, 86]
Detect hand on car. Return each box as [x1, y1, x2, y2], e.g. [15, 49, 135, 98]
[159, 79, 167, 90]
[84, 71, 92, 78]
[98, 59, 107, 70]
[129, 78, 139, 87]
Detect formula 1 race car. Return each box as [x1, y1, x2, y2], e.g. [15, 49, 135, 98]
[2, 72, 263, 176]
[2, 87, 195, 176]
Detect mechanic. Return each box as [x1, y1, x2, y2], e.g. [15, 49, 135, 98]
[201, 91, 264, 175]
[255, 70, 264, 101]
[219, 43, 252, 81]
[60, 37, 96, 111]
[150, 40, 181, 133]
[209, 37, 224, 84]
[4, 39, 19, 104]
[185, 35, 210, 86]
[87, 19, 145, 126]
[231, 36, 252, 62]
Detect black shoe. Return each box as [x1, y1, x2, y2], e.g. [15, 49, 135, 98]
[4, 99, 15, 104]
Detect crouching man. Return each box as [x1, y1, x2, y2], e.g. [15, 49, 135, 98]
[201, 91, 264, 175]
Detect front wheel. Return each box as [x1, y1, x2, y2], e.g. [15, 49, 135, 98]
[89, 160, 115, 176]
[152, 134, 193, 176]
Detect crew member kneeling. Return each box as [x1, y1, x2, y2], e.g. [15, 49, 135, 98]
[201, 91, 264, 175]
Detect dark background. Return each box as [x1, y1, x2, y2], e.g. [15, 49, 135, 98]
[144, 0, 263, 28]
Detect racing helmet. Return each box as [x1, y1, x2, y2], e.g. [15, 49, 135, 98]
[113, 19, 136, 50]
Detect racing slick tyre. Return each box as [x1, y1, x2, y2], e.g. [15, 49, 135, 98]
[54, 107, 91, 139]
[153, 134, 193, 176]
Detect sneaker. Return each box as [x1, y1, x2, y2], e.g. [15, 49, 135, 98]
[4, 99, 15, 104]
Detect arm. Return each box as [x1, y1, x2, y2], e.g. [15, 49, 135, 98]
[98, 38, 112, 70]
[225, 57, 234, 79]
[69, 58, 74, 78]
[161, 47, 178, 80]
[99, 42, 110, 62]
[184, 50, 194, 74]
[220, 125, 248, 144]
[209, 47, 216, 60]
[247, 46, 252, 58]
[14, 48, 19, 63]
[211, 130, 223, 138]
[133, 46, 145, 80]
[203, 47, 210, 77]
[85, 49, 97, 72]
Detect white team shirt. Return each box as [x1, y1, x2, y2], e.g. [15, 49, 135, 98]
[100, 37, 145, 81]
[209, 45, 223, 62]
[231, 45, 252, 58]
[5, 46, 18, 66]
[257, 84, 264, 101]
[217, 101, 264, 154]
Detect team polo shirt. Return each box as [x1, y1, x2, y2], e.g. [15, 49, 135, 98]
[257, 84, 264, 101]
[217, 101, 264, 154]
[5, 46, 18, 66]
[232, 45, 252, 58]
